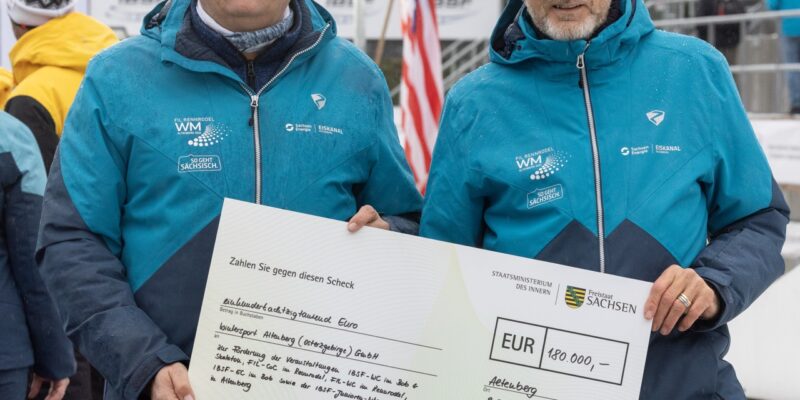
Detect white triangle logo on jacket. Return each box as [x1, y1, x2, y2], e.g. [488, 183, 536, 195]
[647, 110, 665, 126]
[312, 94, 327, 110]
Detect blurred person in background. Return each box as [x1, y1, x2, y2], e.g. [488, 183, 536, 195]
[0, 111, 74, 400]
[768, 0, 800, 113]
[5, 1, 117, 398]
[697, 0, 745, 65]
[4, 0, 117, 172]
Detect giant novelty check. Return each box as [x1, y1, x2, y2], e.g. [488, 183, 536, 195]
[189, 199, 652, 400]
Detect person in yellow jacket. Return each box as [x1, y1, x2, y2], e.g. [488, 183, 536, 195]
[0, 68, 12, 108]
[5, 0, 117, 172]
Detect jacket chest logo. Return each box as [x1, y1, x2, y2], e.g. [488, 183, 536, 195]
[311, 93, 327, 110]
[527, 184, 565, 209]
[173, 117, 229, 147]
[177, 155, 222, 173]
[646, 110, 666, 126]
[514, 147, 570, 181]
[283, 93, 344, 136]
[173, 116, 227, 173]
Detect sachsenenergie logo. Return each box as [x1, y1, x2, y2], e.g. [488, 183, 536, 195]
[565, 286, 586, 309]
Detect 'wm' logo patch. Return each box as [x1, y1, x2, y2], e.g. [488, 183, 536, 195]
[565, 286, 587, 309]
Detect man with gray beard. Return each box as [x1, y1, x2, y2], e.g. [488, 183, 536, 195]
[421, 0, 789, 398]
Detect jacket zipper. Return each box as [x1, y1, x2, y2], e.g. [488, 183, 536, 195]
[238, 24, 331, 205]
[576, 43, 606, 274]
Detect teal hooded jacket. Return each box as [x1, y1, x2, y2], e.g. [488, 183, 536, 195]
[36, 1, 421, 398]
[421, 0, 789, 398]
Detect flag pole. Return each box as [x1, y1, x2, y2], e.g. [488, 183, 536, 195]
[374, 0, 395, 65]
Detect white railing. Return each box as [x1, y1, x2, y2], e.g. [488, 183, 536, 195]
[441, 40, 489, 89]
[654, 9, 800, 112]
[730, 63, 800, 73]
[654, 8, 800, 28]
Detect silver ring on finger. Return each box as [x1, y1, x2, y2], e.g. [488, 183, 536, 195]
[677, 292, 692, 313]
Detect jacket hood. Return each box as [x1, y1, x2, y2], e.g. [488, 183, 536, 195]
[139, 0, 337, 80]
[489, 0, 655, 67]
[10, 12, 118, 84]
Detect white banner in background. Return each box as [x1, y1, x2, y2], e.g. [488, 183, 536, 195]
[82, 0, 501, 40]
[87, 0, 158, 37]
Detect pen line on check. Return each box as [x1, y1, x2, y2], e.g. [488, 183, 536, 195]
[219, 304, 443, 351]
[483, 385, 558, 400]
[214, 331, 438, 377]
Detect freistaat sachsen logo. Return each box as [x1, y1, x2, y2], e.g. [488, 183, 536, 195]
[565, 286, 586, 309]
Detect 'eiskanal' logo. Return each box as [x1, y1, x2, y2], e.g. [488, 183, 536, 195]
[284, 122, 344, 135]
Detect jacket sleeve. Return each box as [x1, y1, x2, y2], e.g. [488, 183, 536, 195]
[355, 77, 423, 235]
[419, 93, 486, 246]
[5, 95, 59, 174]
[2, 115, 75, 379]
[36, 71, 188, 400]
[691, 53, 790, 332]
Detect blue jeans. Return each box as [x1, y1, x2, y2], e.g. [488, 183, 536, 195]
[0, 368, 28, 400]
[781, 35, 800, 109]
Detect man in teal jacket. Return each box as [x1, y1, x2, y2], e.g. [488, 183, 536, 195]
[421, 0, 789, 398]
[36, 0, 422, 399]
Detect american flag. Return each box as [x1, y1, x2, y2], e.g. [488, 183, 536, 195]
[400, 0, 443, 193]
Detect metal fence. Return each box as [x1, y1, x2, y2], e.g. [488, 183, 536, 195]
[654, 8, 800, 113]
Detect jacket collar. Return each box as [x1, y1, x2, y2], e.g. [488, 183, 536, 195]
[139, 0, 336, 85]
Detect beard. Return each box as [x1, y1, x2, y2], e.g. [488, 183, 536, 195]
[528, 1, 610, 41]
[540, 14, 604, 40]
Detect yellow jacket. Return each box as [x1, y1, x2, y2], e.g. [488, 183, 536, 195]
[7, 12, 118, 136]
[0, 68, 12, 108]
